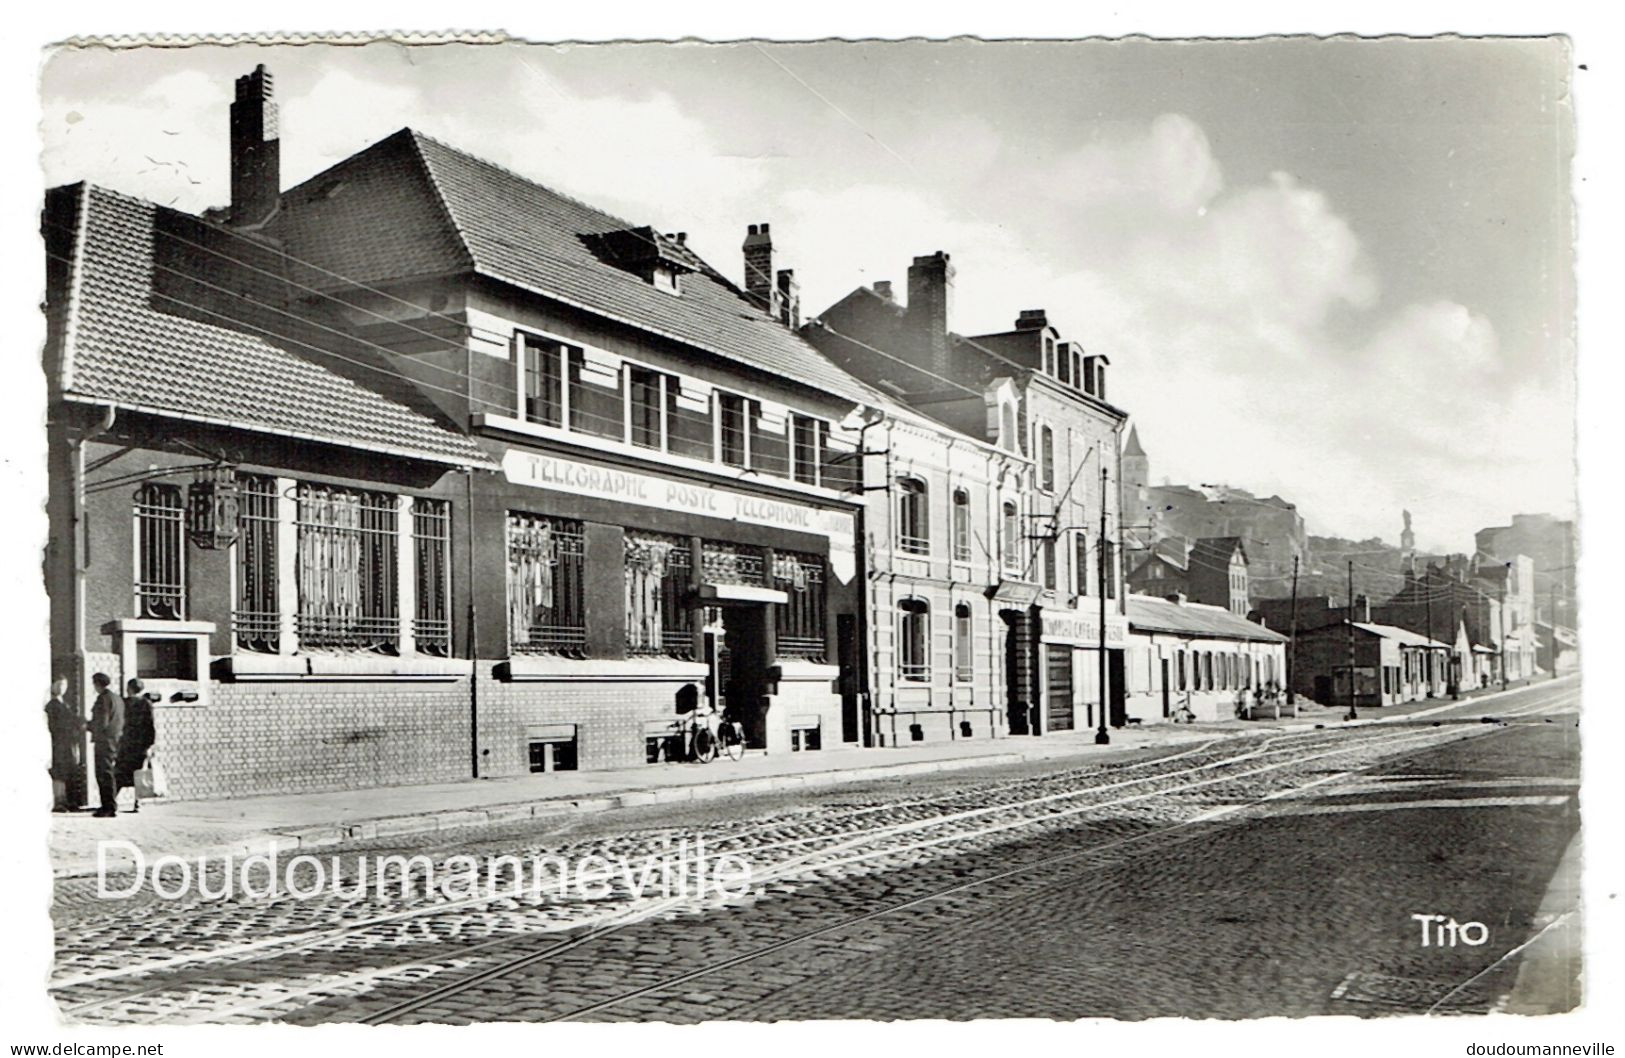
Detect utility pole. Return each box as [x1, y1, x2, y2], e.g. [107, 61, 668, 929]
[1286, 554, 1299, 706]
[1346, 559, 1358, 720]
[1424, 563, 1435, 698]
[1498, 570, 1509, 691]
[1096, 457, 1110, 746]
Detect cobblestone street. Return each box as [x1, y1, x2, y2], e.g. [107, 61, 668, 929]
[50, 678, 1579, 1024]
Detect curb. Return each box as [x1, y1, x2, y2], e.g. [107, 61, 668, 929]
[55, 678, 1569, 880]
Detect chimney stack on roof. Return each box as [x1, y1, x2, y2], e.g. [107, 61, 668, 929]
[1015, 308, 1048, 330]
[229, 65, 281, 228]
[776, 269, 800, 330]
[743, 223, 776, 311]
[872, 280, 894, 302]
[906, 251, 955, 382]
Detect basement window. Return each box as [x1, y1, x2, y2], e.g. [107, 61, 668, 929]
[527, 725, 579, 772]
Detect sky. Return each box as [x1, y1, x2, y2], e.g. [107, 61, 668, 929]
[36, 38, 1576, 553]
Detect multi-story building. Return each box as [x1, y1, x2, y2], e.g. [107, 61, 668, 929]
[1120, 429, 1306, 607]
[43, 181, 497, 801]
[44, 66, 923, 799]
[1475, 513, 1577, 629]
[805, 261, 1131, 737]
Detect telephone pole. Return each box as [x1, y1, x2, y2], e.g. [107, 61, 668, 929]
[1499, 567, 1510, 691]
[1286, 554, 1299, 706]
[1095, 458, 1110, 746]
[1345, 559, 1358, 719]
[1424, 563, 1435, 698]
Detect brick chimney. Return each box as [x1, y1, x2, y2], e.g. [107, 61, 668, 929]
[742, 223, 778, 316]
[1351, 594, 1371, 623]
[776, 269, 800, 329]
[872, 280, 894, 302]
[906, 251, 955, 380]
[229, 65, 281, 228]
[1015, 308, 1048, 330]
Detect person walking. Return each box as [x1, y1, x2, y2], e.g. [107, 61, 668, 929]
[88, 673, 123, 818]
[45, 678, 84, 811]
[117, 679, 157, 814]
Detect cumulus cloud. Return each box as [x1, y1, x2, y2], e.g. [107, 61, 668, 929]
[36, 54, 1572, 549]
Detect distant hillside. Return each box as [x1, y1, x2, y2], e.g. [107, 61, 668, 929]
[1295, 535, 1452, 606]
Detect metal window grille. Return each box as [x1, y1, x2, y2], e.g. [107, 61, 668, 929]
[508, 512, 587, 655]
[523, 334, 564, 427]
[413, 498, 452, 657]
[897, 477, 929, 555]
[701, 539, 765, 586]
[626, 532, 693, 657]
[774, 551, 826, 659]
[898, 598, 930, 682]
[233, 473, 279, 652]
[295, 484, 399, 652]
[134, 483, 185, 619]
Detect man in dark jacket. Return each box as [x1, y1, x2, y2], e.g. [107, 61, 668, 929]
[116, 679, 157, 813]
[89, 673, 123, 818]
[45, 677, 84, 811]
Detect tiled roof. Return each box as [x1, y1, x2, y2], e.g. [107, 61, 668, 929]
[54, 184, 495, 468]
[1127, 595, 1287, 643]
[273, 129, 886, 407]
[1352, 622, 1452, 649]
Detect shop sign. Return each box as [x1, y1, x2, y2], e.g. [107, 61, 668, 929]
[503, 450, 858, 582]
[1041, 605, 1129, 647]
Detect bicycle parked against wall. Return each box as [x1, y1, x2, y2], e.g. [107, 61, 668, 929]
[656, 708, 744, 763]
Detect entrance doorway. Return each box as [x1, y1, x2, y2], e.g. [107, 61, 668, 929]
[1046, 645, 1074, 732]
[837, 613, 861, 745]
[1108, 649, 1126, 727]
[1003, 609, 1035, 735]
[712, 605, 770, 749]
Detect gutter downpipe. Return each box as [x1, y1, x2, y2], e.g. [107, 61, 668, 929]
[72, 403, 116, 808]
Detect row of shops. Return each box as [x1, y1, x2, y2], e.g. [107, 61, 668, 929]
[44, 67, 1157, 802]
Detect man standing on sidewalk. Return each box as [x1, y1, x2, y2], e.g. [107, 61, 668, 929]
[89, 673, 123, 818]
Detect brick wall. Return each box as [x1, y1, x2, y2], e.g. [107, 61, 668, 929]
[475, 670, 696, 776]
[153, 679, 471, 801]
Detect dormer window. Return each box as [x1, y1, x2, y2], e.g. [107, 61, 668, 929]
[652, 265, 681, 295]
[583, 225, 696, 293]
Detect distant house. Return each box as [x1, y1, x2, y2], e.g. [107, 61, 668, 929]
[1187, 537, 1249, 615]
[1290, 599, 1453, 708]
[1123, 595, 1287, 723]
[1126, 537, 1190, 597]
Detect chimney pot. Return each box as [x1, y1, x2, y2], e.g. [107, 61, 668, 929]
[229, 65, 281, 227]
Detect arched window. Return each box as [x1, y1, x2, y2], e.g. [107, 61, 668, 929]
[953, 603, 974, 683]
[899, 598, 930, 682]
[1002, 501, 1022, 573]
[896, 477, 929, 555]
[1040, 425, 1055, 492]
[952, 488, 971, 562]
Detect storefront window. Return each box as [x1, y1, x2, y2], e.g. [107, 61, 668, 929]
[134, 482, 186, 620]
[233, 473, 278, 652]
[774, 551, 826, 659]
[508, 513, 586, 655]
[625, 532, 692, 657]
[295, 484, 398, 652]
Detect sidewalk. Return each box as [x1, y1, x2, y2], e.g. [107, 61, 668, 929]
[50, 714, 1320, 878]
[53, 680, 1552, 881]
